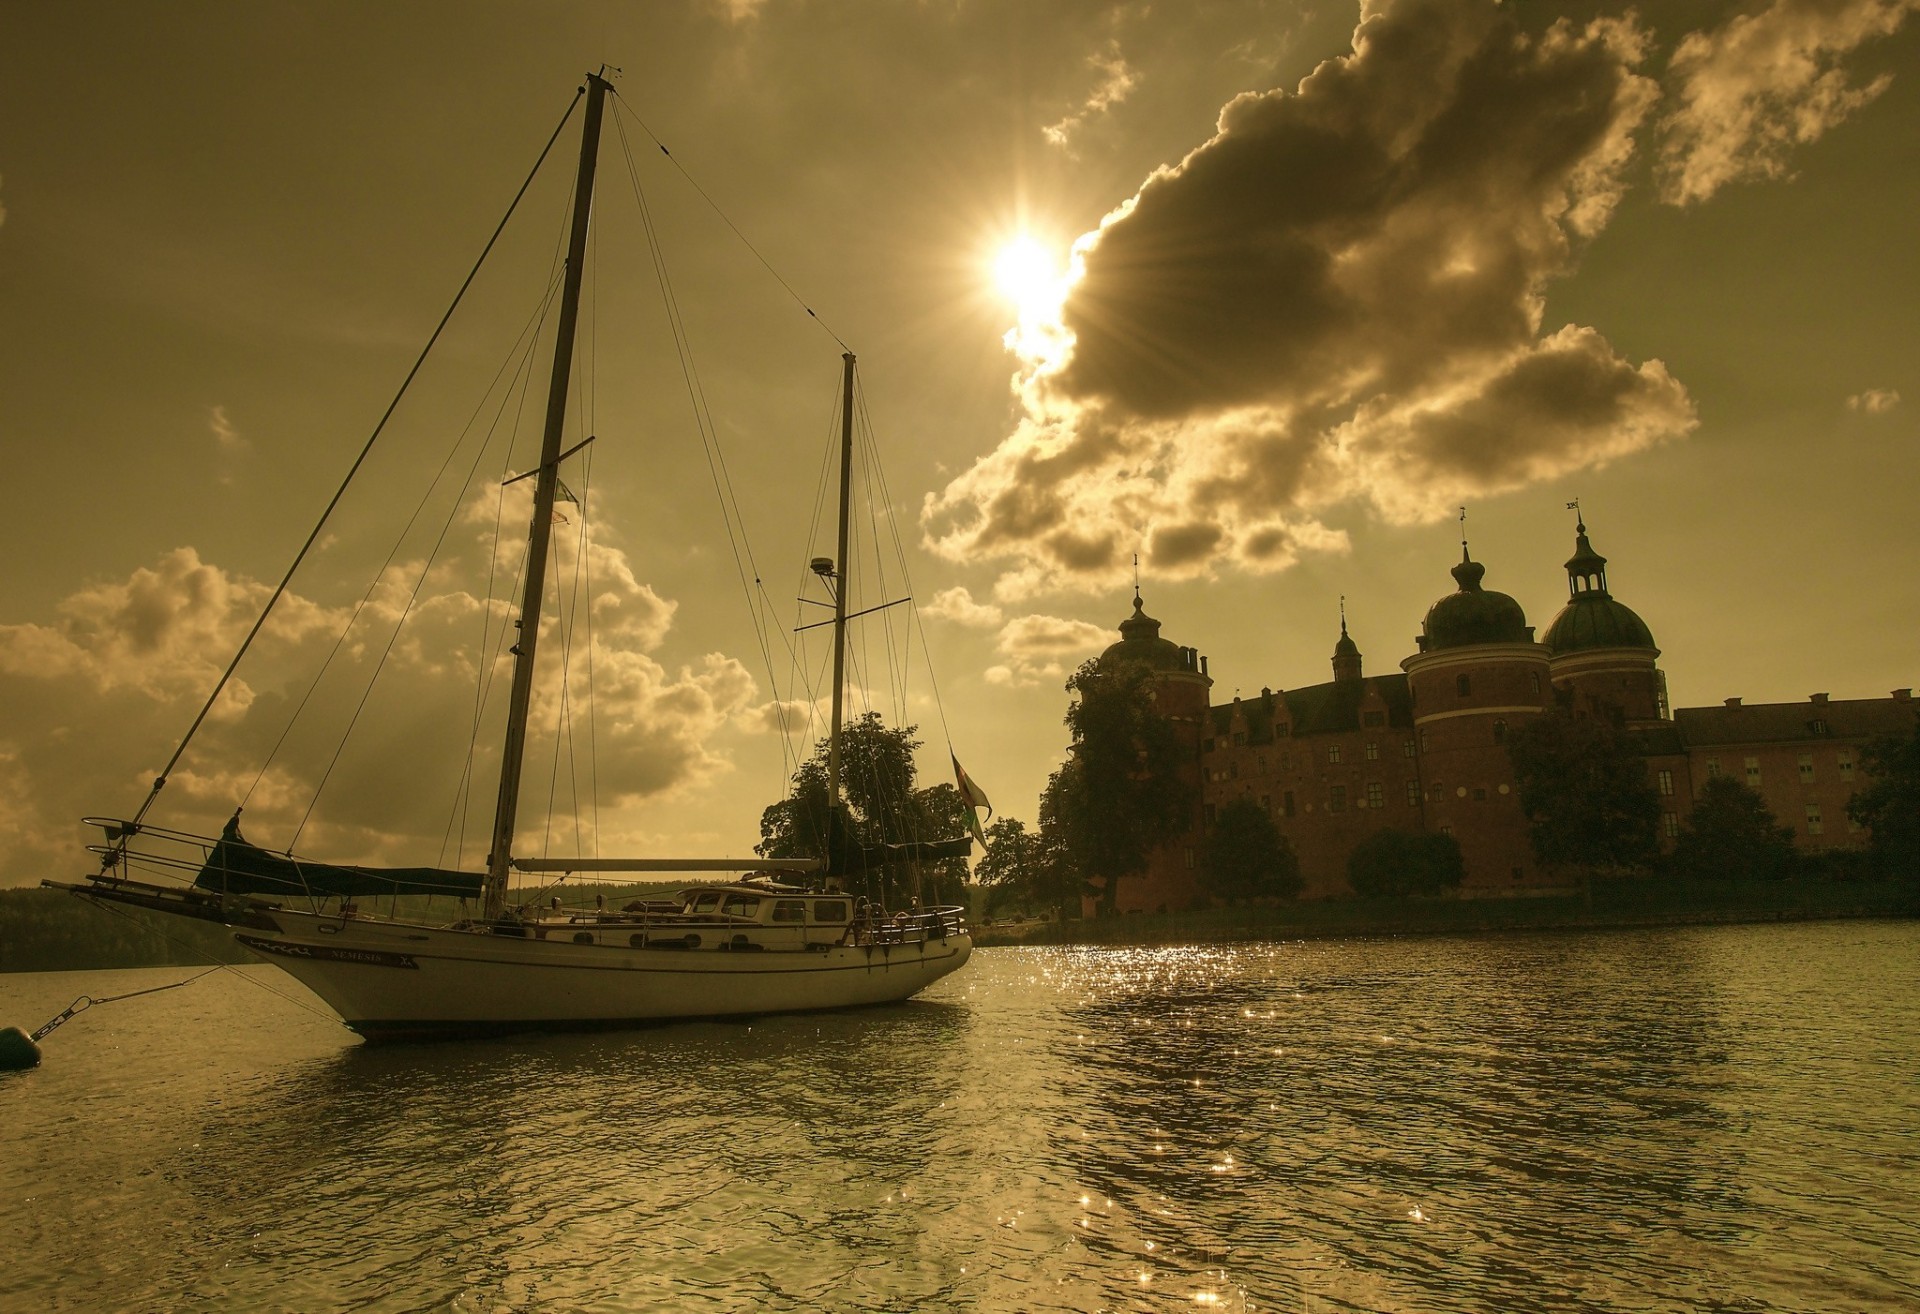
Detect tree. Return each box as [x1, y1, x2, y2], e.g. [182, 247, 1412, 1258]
[1205, 798, 1302, 902]
[1048, 659, 1198, 917]
[1668, 776, 1796, 881]
[1346, 829, 1466, 897]
[1507, 711, 1661, 876]
[974, 816, 1068, 917]
[755, 712, 969, 904]
[1848, 722, 1920, 879]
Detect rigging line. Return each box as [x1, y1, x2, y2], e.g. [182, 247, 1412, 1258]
[609, 91, 850, 353]
[446, 188, 578, 871]
[79, 897, 341, 1025]
[610, 114, 791, 741]
[121, 87, 585, 844]
[580, 446, 601, 858]
[250, 267, 566, 812]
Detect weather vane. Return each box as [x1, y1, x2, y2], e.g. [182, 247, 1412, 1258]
[1132, 552, 1140, 603]
[1566, 497, 1585, 532]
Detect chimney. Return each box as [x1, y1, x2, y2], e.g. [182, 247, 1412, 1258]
[1895, 688, 1912, 702]
[1810, 692, 1830, 704]
[1201, 655, 1209, 678]
[1724, 697, 1742, 709]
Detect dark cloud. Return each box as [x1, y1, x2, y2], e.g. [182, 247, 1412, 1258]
[927, 0, 1693, 593]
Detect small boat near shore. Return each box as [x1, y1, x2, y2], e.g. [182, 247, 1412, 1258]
[48, 70, 976, 1036]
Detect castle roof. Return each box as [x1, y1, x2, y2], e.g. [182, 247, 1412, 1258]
[1209, 675, 1413, 742]
[1418, 550, 1533, 651]
[1543, 519, 1656, 655]
[1099, 595, 1190, 673]
[1673, 697, 1917, 747]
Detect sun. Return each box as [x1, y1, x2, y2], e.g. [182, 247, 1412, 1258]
[992, 235, 1064, 322]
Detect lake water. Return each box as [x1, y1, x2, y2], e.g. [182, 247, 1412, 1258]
[2, 921, 1916, 1312]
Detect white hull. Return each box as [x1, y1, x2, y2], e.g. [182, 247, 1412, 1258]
[232, 909, 971, 1039]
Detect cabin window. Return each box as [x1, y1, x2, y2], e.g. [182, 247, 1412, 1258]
[691, 893, 722, 914]
[772, 900, 807, 923]
[811, 900, 849, 924]
[721, 895, 762, 918]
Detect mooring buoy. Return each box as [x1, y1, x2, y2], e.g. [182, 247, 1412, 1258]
[0, 1024, 41, 1071]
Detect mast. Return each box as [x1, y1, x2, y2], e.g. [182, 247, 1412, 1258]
[484, 71, 609, 919]
[824, 352, 856, 849]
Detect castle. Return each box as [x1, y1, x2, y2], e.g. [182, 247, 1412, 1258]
[1091, 519, 1916, 911]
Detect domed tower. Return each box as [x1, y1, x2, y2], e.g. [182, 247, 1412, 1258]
[1543, 514, 1665, 724]
[1090, 591, 1212, 913]
[1401, 536, 1552, 892]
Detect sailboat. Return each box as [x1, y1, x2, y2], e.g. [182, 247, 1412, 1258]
[46, 72, 975, 1039]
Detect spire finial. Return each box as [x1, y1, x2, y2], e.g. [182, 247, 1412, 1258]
[1339, 593, 1348, 637]
[1132, 551, 1140, 605]
[1566, 498, 1585, 535]
[1459, 505, 1470, 564]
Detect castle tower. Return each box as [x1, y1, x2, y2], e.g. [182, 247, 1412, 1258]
[1401, 543, 1551, 891]
[1091, 592, 1212, 913]
[1332, 603, 1362, 684]
[1542, 514, 1666, 725]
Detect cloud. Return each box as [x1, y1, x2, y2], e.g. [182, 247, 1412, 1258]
[925, 0, 1691, 597]
[1657, 0, 1918, 206]
[1847, 386, 1901, 413]
[208, 404, 246, 451]
[922, 585, 1005, 628]
[0, 505, 759, 881]
[985, 612, 1113, 686]
[1044, 43, 1141, 149]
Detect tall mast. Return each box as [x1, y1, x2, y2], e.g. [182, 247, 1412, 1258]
[484, 71, 609, 919]
[824, 352, 856, 843]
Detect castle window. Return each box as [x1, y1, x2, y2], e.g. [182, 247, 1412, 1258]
[1439, 824, 1453, 837]
[1204, 738, 1215, 753]
[1420, 729, 1430, 752]
[1706, 757, 1721, 779]
[1530, 671, 1541, 696]
[1365, 742, 1379, 761]
[1839, 750, 1854, 780]
[1260, 794, 1270, 813]
[1493, 720, 1507, 744]
[1328, 745, 1342, 764]
[1282, 791, 1296, 818]
[1657, 770, 1674, 796]
[1185, 848, 1197, 869]
[1233, 731, 1246, 746]
[1366, 782, 1384, 809]
[1407, 780, 1420, 807]
[1457, 674, 1472, 697]
[1275, 724, 1290, 738]
[1745, 756, 1761, 787]
[1805, 803, 1823, 836]
[1403, 739, 1416, 758]
[1472, 787, 1487, 801]
[1809, 719, 1830, 737]
[1329, 786, 1347, 813]
[1363, 710, 1384, 728]
[1229, 762, 1239, 779]
[1282, 751, 1292, 770]
[1664, 813, 1679, 838]
[1203, 804, 1216, 826]
[1798, 754, 1814, 784]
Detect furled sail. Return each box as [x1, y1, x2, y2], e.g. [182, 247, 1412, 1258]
[193, 815, 484, 900]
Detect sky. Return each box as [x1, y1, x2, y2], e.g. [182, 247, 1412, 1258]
[1, 0, 1915, 889]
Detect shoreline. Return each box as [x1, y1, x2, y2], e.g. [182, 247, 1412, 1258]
[974, 877, 1918, 948]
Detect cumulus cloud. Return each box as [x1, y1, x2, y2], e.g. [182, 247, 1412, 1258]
[1658, 0, 1918, 206]
[985, 612, 1113, 686]
[0, 498, 760, 881]
[1847, 386, 1901, 413]
[922, 585, 1005, 628]
[925, 0, 1692, 596]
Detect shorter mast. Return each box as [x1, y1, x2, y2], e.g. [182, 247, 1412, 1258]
[824, 352, 856, 861]
[484, 72, 609, 919]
